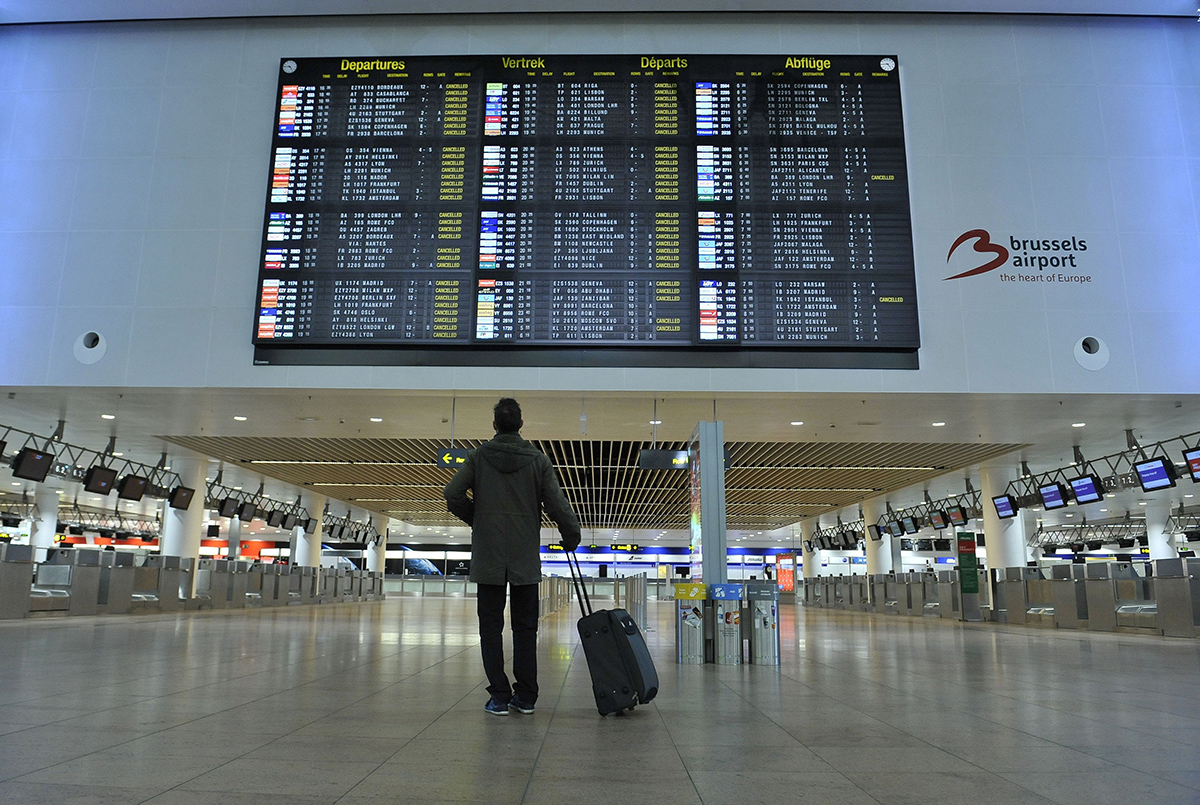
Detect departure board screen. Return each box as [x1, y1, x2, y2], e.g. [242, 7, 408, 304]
[253, 55, 920, 369]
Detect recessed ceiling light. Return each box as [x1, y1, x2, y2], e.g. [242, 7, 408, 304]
[370, 417, 383, 423]
[931, 422, 946, 427]
[790, 421, 803, 426]
[101, 414, 115, 420]
[10, 482, 21, 487]
[1072, 422, 1086, 428]
[1100, 508, 1108, 512]
[1065, 513, 1073, 517]
[1186, 495, 1195, 499]
[233, 415, 248, 421]
[649, 420, 662, 425]
[1138, 501, 1147, 506]
[112, 452, 123, 457]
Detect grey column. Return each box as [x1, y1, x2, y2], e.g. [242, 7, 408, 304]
[225, 516, 242, 559]
[980, 464, 1027, 568]
[160, 457, 207, 596]
[863, 498, 892, 575]
[31, 486, 61, 563]
[800, 518, 817, 580]
[1145, 498, 1173, 560]
[295, 494, 325, 568]
[367, 514, 388, 573]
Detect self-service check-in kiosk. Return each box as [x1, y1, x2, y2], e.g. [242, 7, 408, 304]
[0, 543, 34, 619]
[906, 571, 925, 616]
[744, 581, 779, 665]
[709, 584, 742, 666]
[675, 583, 706, 665]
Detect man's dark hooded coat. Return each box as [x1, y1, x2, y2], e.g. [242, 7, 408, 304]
[444, 432, 580, 585]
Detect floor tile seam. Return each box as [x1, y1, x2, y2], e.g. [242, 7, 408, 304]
[334, 678, 491, 803]
[9, 640, 482, 759]
[517, 641, 578, 805]
[697, 678, 887, 805]
[643, 650, 707, 805]
[1070, 744, 1200, 781]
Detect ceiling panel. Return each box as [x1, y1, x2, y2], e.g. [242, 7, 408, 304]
[163, 433, 1025, 531]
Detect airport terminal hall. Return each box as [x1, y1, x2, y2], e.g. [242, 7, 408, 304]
[4, 0, 1200, 803]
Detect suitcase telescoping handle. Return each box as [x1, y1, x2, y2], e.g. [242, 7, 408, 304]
[565, 549, 593, 617]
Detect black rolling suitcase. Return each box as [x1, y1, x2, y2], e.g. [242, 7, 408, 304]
[567, 551, 659, 715]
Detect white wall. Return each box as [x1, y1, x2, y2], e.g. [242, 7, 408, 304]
[1, 13, 1196, 394]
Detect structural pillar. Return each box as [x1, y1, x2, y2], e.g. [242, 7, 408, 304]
[160, 457, 207, 595]
[31, 486, 61, 563]
[800, 518, 817, 580]
[366, 514, 388, 573]
[295, 494, 325, 568]
[863, 498, 892, 575]
[1145, 498, 1173, 560]
[225, 517, 242, 559]
[979, 464, 1028, 569]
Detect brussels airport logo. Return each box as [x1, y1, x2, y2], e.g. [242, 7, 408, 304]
[944, 229, 1092, 285]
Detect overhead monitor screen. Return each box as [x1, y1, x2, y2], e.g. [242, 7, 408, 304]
[1133, 457, 1176, 492]
[866, 523, 883, 541]
[900, 516, 918, 534]
[886, 520, 904, 537]
[1183, 448, 1200, 483]
[1038, 482, 1067, 510]
[929, 510, 947, 530]
[1068, 474, 1104, 504]
[946, 504, 968, 526]
[992, 494, 1018, 519]
[253, 55, 919, 369]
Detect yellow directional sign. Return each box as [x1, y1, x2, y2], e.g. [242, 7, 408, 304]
[674, 583, 707, 600]
[436, 449, 470, 467]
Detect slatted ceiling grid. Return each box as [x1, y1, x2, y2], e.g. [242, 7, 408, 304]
[163, 435, 1025, 532]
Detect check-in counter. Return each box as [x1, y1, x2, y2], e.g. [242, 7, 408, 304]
[149, 555, 193, 611]
[98, 550, 136, 614]
[869, 573, 888, 613]
[853, 574, 870, 610]
[195, 558, 233, 610]
[1190, 558, 1200, 630]
[335, 567, 349, 602]
[904, 571, 923, 616]
[28, 562, 71, 612]
[831, 575, 845, 609]
[883, 573, 900, 614]
[294, 566, 319, 604]
[919, 573, 938, 616]
[937, 570, 960, 619]
[244, 563, 265, 605]
[30, 549, 102, 615]
[0, 543, 35, 620]
[260, 564, 284, 606]
[228, 560, 251, 608]
[1025, 568, 1055, 626]
[1051, 564, 1088, 629]
[372, 571, 386, 600]
[1084, 563, 1118, 632]
[1151, 559, 1194, 638]
[996, 567, 1029, 625]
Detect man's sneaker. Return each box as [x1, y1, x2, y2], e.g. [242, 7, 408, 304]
[508, 696, 535, 714]
[484, 697, 509, 716]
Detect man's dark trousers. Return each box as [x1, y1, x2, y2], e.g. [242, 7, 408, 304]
[477, 582, 539, 704]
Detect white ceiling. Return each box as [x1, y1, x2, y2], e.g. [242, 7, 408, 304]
[0, 0, 1192, 24]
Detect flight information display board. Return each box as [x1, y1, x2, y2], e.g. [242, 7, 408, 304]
[253, 55, 919, 368]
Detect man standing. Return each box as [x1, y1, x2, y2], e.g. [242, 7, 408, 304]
[444, 398, 581, 716]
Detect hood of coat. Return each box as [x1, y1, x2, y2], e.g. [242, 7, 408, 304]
[477, 433, 542, 474]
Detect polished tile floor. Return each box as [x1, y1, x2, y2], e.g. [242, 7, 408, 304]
[1, 595, 1199, 804]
